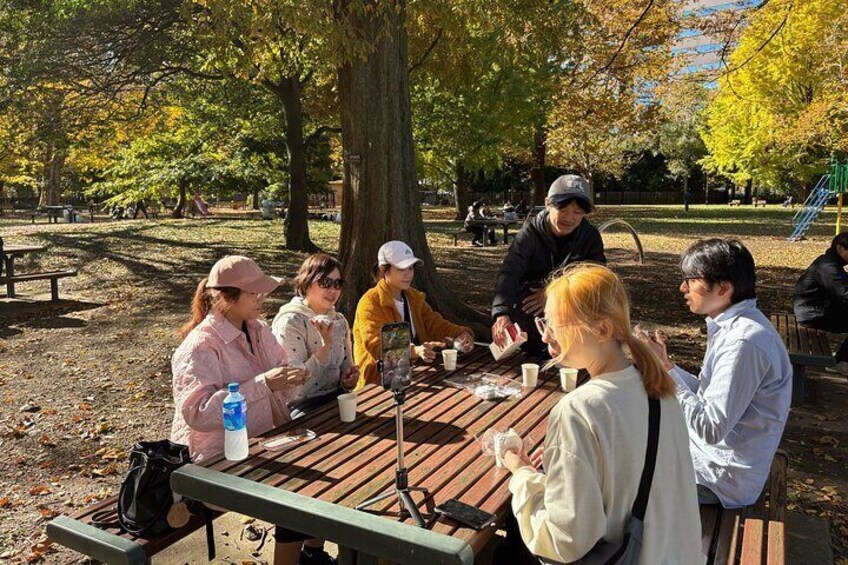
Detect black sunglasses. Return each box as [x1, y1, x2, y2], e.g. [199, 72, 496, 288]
[317, 276, 345, 290]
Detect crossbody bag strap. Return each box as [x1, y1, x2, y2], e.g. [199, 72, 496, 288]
[631, 397, 661, 521]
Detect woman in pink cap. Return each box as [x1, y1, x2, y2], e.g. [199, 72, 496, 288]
[171, 255, 332, 565]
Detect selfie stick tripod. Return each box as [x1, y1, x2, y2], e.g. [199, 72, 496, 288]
[354, 369, 430, 526]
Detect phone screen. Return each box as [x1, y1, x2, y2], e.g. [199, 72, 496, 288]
[381, 322, 412, 390]
[435, 499, 497, 530]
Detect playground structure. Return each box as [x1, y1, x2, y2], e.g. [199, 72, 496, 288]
[788, 159, 848, 241]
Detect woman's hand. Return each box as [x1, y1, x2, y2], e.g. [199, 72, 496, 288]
[341, 365, 360, 390]
[502, 449, 534, 474]
[265, 367, 309, 392]
[311, 319, 335, 347]
[633, 325, 673, 371]
[412, 341, 443, 363]
[530, 446, 544, 469]
[453, 332, 474, 353]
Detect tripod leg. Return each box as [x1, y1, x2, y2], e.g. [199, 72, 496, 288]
[354, 489, 398, 511]
[399, 490, 426, 527]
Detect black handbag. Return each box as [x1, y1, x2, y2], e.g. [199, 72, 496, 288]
[118, 440, 192, 536]
[91, 440, 215, 559]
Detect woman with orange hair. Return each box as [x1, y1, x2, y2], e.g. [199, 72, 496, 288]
[496, 264, 704, 564]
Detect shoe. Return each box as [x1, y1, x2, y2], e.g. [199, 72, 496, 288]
[472, 241, 484, 247]
[825, 361, 848, 375]
[299, 546, 336, 565]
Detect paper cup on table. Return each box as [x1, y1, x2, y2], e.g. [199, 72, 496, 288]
[521, 363, 539, 388]
[560, 368, 578, 392]
[442, 349, 458, 371]
[337, 392, 357, 422]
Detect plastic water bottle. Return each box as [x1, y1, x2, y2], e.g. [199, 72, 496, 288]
[223, 383, 249, 461]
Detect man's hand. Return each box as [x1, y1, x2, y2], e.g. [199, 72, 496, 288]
[265, 367, 309, 392]
[521, 288, 546, 317]
[633, 325, 673, 371]
[491, 315, 515, 347]
[412, 341, 444, 363]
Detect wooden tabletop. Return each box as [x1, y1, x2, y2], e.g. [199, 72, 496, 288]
[206, 345, 560, 554]
[4, 244, 46, 255]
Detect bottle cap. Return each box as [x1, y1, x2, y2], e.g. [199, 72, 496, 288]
[227, 382, 239, 393]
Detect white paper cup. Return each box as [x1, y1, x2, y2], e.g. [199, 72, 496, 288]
[521, 363, 539, 388]
[443, 349, 458, 371]
[338, 392, 357, 422]
[560, 368, 579, 392]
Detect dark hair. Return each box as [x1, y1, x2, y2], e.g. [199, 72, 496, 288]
[179, 278, 241, 338]
[680, 238, 756, 304]
[831, 232, 848, 252]
[545, 196, 592, 214]
[372, 262, 392, 283]
[293, 253, 343, 297]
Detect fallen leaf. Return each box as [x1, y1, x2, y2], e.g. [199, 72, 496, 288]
[0, 496, 10, 508]
[29, 485, 51, 496]
[38, 434, 56, 447]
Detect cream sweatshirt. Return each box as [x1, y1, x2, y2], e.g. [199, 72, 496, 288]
[508, 365, 705, 564]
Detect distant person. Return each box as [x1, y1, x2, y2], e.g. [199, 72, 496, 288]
[272, 254, 359, 418]
[496, 264, 703, 564]
[492, 175, 605, 355]
[515, 198, 528, 216]
[503, 203, 517, 221]
[465, 201, 496, 246]
[132, 199, 148, 219]
[193, 192, 211, 216]
[782, 195, 794, 208]
[793, 232, 848, 374]
[170, 256, 333, 565]
[635, 238, 792, 508]
[352, 241, 473, 388]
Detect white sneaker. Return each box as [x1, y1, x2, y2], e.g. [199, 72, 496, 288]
[825, 361, 848, 375]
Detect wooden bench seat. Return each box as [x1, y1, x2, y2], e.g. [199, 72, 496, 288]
[769, 314, 835, 403]
[0, 270, 77, 301]
[449, 228, 475, 246]
[700, 451, 787, 564]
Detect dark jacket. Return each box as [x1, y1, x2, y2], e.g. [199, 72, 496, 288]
[492, 211, 606, 319]
[793, 248, 848, 325]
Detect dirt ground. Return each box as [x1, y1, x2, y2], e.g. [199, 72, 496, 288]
[1, 205, 846, 563]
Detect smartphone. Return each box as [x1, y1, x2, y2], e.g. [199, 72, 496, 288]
[380, 322, 412, 391]
[435, 499, 497, 530]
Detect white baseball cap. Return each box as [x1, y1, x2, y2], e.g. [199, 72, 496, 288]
[377, 241, 422, 269]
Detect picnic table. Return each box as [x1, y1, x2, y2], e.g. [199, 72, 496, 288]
[51, 346, 561, 563]
[463, 219, 520, 246]
[2, 243, 46, 298]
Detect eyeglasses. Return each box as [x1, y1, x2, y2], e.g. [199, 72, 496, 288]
[681, 277, 702, 288]
[535, 316, 582, 336]
[317, 276, 345, 290]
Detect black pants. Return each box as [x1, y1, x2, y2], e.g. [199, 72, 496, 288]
[467, 225, 496, 245]
[801, 307, 848, 363]
[493, 513, 541, 565]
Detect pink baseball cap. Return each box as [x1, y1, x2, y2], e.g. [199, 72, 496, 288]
[207, 256, 282, 294]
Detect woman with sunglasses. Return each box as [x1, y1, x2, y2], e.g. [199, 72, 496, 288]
[272, 253, 359, 418]
[353, 240, 474, 388]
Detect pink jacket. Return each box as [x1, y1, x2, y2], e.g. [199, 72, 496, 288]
[170, 313, 293, 463]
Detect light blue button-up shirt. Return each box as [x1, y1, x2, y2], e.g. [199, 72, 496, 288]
[669, 299, 792, 508]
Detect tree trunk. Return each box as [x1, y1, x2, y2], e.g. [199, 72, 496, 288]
[744, 179, 752, 205]
[531, 124, 546, 205]
[252, 187, 260, 209]
[38, 139, 66, 207]
[453, 161, 472, 221]
[172, 180, 187, 218]
[334, 0, 487, 334]
[276, 76, 318, 252]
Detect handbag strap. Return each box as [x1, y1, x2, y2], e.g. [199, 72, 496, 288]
[631, 397, 661, 521]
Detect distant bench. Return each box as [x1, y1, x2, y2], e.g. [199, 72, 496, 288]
[729, 199, 742, 207]
[753, 199, 768, 208]
[769, 313, 835, 403]
[700, 451, 787, 564]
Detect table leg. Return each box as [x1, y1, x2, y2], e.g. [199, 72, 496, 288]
[502, 224, 508, 245]
[5, 256, 14, 298]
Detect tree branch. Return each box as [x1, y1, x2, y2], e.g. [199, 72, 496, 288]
[408, 27, 443, 75]
[305, 125, 341, 147]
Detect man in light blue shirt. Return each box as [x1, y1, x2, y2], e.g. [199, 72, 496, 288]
[636, 238, 792, 508]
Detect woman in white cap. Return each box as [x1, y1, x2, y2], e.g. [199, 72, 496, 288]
[171, 255, 333, 565]
[352, 241, 474, 388]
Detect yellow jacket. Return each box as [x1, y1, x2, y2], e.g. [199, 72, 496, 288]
[352, 279, 473, 389]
